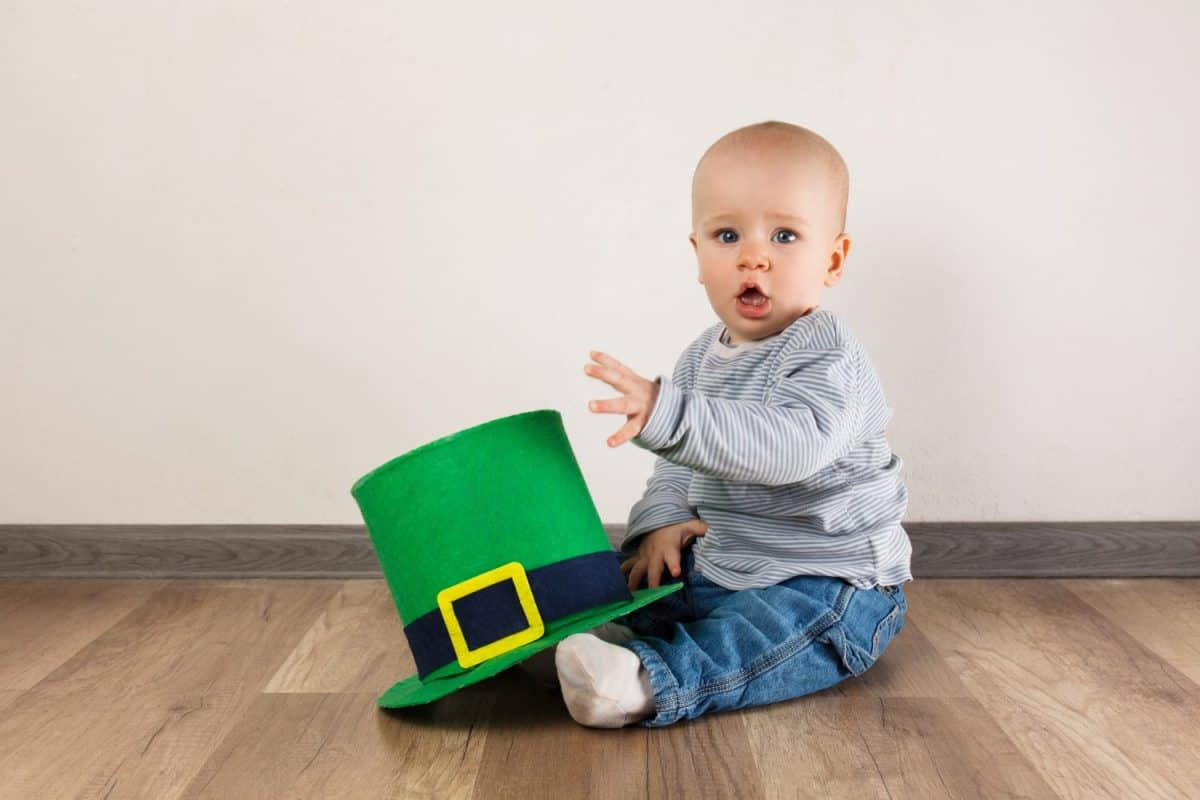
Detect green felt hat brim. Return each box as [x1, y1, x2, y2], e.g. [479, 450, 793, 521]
[377, 581, 683, 708]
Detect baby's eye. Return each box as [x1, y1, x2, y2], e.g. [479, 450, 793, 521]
[713, 229, 799, 244]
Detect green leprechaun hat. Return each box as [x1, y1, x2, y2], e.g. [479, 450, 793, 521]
[349, 408, 683, 708]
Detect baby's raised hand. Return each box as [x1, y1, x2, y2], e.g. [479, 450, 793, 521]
[619, 519, 709, 591]
[584, 351, 660, 447]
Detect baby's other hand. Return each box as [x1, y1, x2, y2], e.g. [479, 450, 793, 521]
[619, 519, 709, 591]
[584, 351, 660, 448]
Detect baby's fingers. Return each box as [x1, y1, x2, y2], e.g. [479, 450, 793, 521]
[590, 351, 629, 373]
[646, 554, 668, 589]
[665, 549, 682, 578]
[626, 560, 647, 592]
[607, 417, 644, 448]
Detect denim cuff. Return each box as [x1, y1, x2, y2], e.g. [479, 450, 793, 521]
[624, 639, 685, 728]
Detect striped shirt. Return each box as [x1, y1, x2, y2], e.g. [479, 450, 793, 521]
[621, 307, 913, 591]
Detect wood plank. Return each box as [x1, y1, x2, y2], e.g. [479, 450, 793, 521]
[473, 669, 649, 799]
[745, 694, 1057, 799]
[264, 579, 415, 694]
[181, 689, 495, 799]
[0, 579, 165, 690]
[909, 578, 1200, 798]
[1062, 577, 1200, 687]
[739, 612, 1049, 798]
[0, 579, 340, 799]
[648, 707, 765, 799]
[2, 576, 1199, 798]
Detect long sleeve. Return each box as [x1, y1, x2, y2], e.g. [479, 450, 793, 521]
[618, 334, 709, 554]
[619, 455, 697, 554]
[631, 344, 863, 486]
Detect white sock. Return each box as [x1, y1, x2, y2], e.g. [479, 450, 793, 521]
[516, 621, 636, 689]
[555, 632, 655, 728]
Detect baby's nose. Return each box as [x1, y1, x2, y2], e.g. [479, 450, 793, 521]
[739, 251, 770, 269]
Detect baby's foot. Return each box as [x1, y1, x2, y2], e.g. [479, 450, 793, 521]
[516, 622, 636, 689]
[555, 632, 654, 728]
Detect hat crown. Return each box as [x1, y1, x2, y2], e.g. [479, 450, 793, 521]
[350, 410, 610, 625]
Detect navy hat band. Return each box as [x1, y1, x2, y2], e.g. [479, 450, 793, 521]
[404, 550, 631, 678]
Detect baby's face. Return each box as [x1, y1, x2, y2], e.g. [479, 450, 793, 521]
[689, 148, 849, 343]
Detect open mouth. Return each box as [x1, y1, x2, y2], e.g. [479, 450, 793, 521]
[735, 283, 771, 319]
[737, 285, 769, 307]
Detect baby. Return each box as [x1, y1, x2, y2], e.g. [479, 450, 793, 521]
[554, 120, 912, 728]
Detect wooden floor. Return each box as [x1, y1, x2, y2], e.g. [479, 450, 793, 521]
[1, 578, 1198, 799]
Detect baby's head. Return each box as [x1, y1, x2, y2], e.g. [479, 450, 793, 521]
[688, 121, 850, 344]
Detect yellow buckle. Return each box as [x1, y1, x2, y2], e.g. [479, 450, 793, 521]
[437, 561, 545, 668]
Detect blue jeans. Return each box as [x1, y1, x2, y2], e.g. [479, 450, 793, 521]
[608, 546, 908, 727]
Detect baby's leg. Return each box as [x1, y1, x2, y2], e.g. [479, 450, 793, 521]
[606, 579, 697, 638]
[549, 549, 709, 726]
[623, 574, 907, 727]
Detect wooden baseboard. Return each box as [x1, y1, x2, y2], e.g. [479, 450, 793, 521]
[0, 522, 1196, 578]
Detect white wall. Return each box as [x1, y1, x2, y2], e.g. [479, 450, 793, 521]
[4, 1, 1198, 524]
